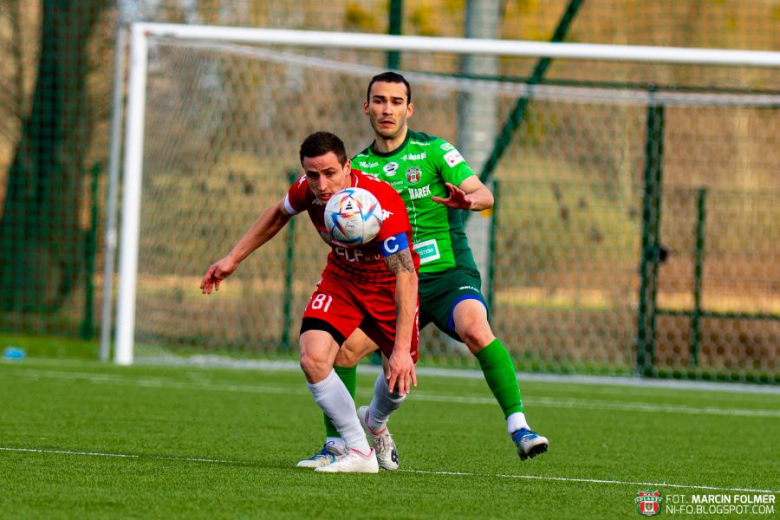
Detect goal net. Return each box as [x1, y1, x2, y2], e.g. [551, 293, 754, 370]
[114, 24, 780, 381]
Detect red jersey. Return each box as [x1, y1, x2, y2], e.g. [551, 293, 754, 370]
[284, 169, 420, 284]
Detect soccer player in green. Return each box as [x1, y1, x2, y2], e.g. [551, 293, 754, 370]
[297, 72, 548, 470]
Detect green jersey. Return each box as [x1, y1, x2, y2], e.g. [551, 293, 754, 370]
[353, 130, 478, 274]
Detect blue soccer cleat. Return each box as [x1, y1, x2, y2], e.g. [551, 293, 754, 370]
[512, 428, 549, 461]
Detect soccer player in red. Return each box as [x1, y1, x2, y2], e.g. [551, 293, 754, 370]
[200, 131, 419, 473]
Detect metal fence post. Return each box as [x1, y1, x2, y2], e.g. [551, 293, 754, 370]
[636, 98, 665, 377]
[387, 0, 403, 69]
[690, 187, 707, 366]
[81, 162, 101, 340]
[281, 170, 298, 352]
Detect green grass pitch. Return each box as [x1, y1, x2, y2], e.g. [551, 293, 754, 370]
[1, 358, 777, 519]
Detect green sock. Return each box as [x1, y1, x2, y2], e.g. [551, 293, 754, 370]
[475, 339, 524, 418]
[324, 365, 358, 438]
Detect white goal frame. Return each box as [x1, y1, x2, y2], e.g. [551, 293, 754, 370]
[110, 22, 780, 365]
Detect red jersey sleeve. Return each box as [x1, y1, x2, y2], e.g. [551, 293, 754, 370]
[284, 174, 311, 215]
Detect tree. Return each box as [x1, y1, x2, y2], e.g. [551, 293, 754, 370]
[0, 0, 109, 312]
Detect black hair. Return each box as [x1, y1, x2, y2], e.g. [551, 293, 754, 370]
[298, 131, 348, 166]
[366, 71, 412, 103]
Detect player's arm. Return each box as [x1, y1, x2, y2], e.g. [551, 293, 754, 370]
[382, 235, 418, 395]
[431, 175, 494, 211]
[200, 200, 293, 294]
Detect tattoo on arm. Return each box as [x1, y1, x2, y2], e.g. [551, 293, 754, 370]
[384, 248, 416, 275]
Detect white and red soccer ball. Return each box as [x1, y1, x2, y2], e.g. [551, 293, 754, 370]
[324, 187, 383, 246]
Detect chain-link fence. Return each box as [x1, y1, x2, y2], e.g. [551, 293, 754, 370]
[0, 1, 778, 382]
[116, 35, 779, 381]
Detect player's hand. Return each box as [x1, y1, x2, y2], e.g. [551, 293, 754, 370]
[200, 256, 238, 294]
[432, 182, 474, 210]
[386, 350, 417, 395]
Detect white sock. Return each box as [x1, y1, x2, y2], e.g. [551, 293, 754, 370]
[507, 412, 529, 434]
[307, 371, 370, 453]
[367, 372, 406, 432]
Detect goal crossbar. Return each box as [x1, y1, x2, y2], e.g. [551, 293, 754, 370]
[136, 22, 780, 68]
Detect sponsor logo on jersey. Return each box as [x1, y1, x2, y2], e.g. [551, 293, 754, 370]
[402, 152, 427, 161]
[443, 149, 464, 167]
[359, 161, 379, 169]
[413, 238, 441, 264]
[440, 142, 454, 151]
[406, 167, 422, 184]
[382, 209, 394, 220]
[410, 140, 432, 147]
[383, 162, 399, 176]
[334, 246, 382, 263]
[408, 184, 431, 200]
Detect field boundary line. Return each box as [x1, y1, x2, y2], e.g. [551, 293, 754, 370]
[6, 368, 779, 418]
[2, 446, 777, 494]
[139, 357, 780, 395]
[4, 357, 777, 394]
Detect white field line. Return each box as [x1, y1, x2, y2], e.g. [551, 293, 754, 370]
[6, 368, 780, 418]
[0, 447, 241, 465]
[1, 446, 777, 494]
[8, 357, 779, 395]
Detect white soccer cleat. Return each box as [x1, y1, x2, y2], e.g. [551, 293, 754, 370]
[357, 406, 399, 471]
[314, 447, 379, 473]
[296, 440, 346, 469]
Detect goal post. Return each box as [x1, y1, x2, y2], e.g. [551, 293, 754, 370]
[111, 23, 780, 382]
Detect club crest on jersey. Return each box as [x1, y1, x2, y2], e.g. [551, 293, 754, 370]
[406, 167, 422, 184]
[383, 162, 399, 176]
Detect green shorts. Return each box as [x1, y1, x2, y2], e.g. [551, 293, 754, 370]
[419, 266, 489, 341]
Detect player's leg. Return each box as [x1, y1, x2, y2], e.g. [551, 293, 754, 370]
[356, 354, 403, 471]
[451, 298, 549, 460]
[320, 328, 378, 445]
[356, 294, 420, 471]
[299, 324, 378, 473]
[296, 280, 378, 473]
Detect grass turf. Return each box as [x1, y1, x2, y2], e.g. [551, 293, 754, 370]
[1, 358, 778, 519]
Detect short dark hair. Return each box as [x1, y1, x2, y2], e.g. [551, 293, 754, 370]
[366, 71, 412, 103]
[299, 131, 348, 166]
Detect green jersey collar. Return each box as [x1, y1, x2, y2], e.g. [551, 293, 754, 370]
[369, 130, 412, 158]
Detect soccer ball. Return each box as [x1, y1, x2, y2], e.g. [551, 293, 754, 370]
[324, 187, 383, 247]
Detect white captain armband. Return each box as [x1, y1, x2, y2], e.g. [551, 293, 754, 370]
[380, 233, 409, 257]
